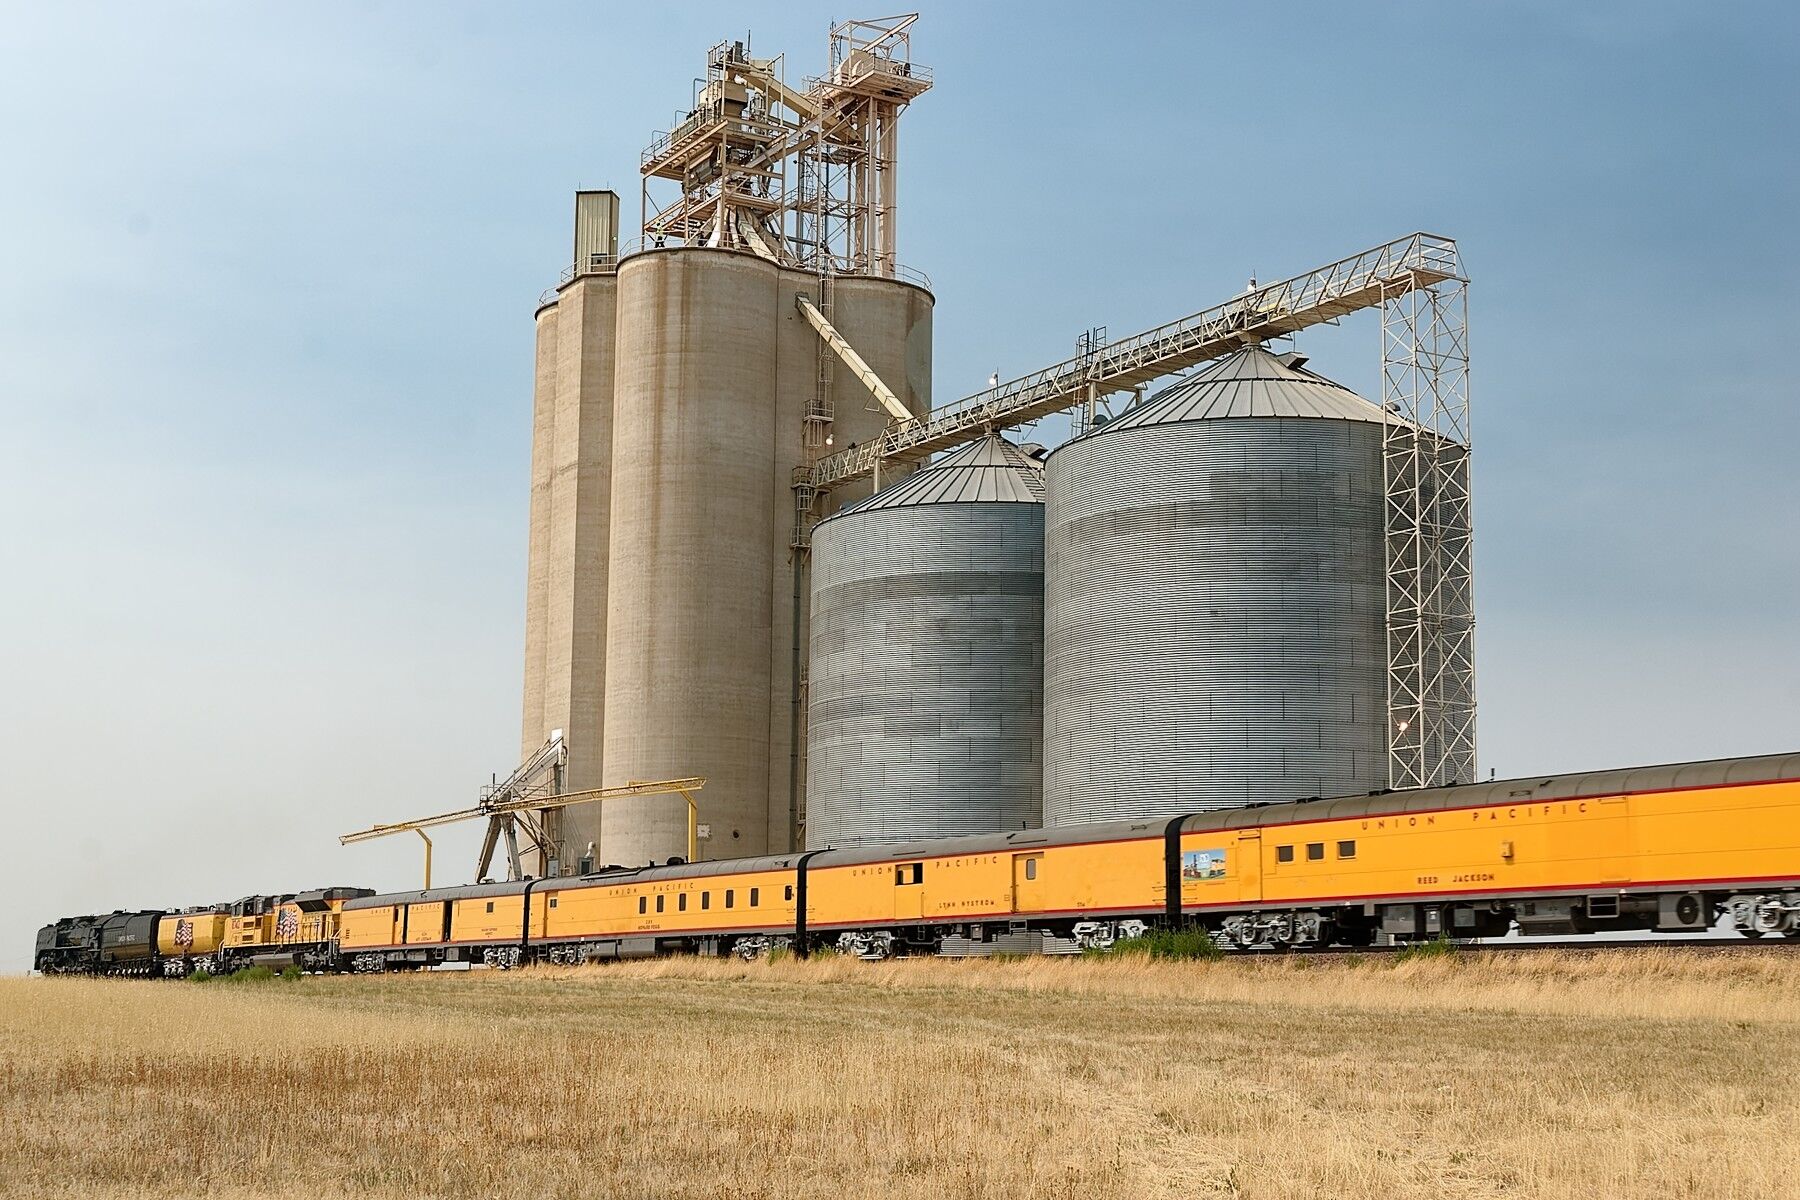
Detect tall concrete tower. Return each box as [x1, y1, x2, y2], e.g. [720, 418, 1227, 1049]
[521, 19, 933, 869]
[521, 190, 620, 869]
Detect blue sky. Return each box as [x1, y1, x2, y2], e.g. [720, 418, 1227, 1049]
[1, 2, 1795, 970]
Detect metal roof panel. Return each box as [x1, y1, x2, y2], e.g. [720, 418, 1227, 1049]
[1098, 344, 1397, 431]
[823, 431, 1046, 522]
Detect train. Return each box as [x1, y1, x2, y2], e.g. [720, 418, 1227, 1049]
[33, 888, 374, 977]
[33, 751, 1800, 974]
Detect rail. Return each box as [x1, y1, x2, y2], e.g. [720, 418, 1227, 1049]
[802, 232, 1464, 489]
[804, 57, 934, 95]
[642, 101, 794, 175]
[893, 262, 932, 290]
[537, 252, 620, 306]
[560, 252, 619, 284]
[540, 243, 930, 306]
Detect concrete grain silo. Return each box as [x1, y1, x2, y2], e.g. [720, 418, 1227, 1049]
[806, 433, 1045, 849]
[597, 248, 932, 867]
[1042, 344, 1391, 824]
[519, 191, 620, 867]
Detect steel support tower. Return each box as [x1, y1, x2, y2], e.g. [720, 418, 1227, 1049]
[1381, 282, 1476, 788]
[638, 15, 930, 281]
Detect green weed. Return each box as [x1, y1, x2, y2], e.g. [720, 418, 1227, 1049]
[1089, 928, 1224, 962]
[1394, 936, 1459, 962]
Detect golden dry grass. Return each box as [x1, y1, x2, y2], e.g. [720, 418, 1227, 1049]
[4, 949, 1798, 1199]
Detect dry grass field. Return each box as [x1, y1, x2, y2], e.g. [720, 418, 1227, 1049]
[4, 949, 1798, 1199]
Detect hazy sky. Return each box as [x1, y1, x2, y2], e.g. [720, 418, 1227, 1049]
[2, 3, 1795, 972]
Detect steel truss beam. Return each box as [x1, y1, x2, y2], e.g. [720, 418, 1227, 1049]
[803, 232, 1463, 489]
[340, 732, 707, 883]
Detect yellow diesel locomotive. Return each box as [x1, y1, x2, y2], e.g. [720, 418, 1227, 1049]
[34, 752, 1800, 973]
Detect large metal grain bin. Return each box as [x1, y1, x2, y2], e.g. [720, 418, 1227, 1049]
[807, 433, 1045, 848]
[1042, 344, 1390, 824]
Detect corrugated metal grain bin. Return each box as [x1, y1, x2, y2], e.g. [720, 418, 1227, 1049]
[1042, 345, 1391, 824]
[806, 433, 1045, 848]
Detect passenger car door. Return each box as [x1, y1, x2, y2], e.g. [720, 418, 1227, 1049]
[894, 863, 925, 920]
[1235, 833, 1262, 904]
[1011, 853, 1045, 914]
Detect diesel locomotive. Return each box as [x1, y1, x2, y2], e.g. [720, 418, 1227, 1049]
[34, 888, 373, 976]
[33, 751, 1800, 974]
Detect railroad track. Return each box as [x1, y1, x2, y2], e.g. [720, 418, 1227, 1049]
[1264, 936, 1800, 958]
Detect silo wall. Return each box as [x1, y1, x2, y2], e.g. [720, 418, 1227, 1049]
[1042, 417, 1388, 824]
[519, 274, 618, 869]
[520, 301, 558, 756]
[807, 502, 1043, 848]
[549, 277, 620, 860]
[603, 248, 932, 866]
[603, 251, 780, 865]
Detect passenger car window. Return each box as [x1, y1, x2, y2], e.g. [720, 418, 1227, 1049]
[784, 885, 794, 901]
[678, 894, 687, 912]
[750, 887, 760, 907]
[548, 897, 558, 909]
[1306, 843, 1325, 861]
[1277, 845, 1295, 863]
[485, 902, 494, 913]
[726, 890, 735, 909]
[655, 895, 664, 913]
[638, 896, 646, 914]
[702, 892, 710, 910]
[1337, 841, 1356, 860]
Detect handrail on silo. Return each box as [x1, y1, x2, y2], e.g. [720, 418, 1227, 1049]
[539, 252, 625, 305]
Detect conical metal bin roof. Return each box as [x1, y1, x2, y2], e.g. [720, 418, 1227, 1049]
[824, 431, 1045, 524]
[1095, 343, 1398, 432]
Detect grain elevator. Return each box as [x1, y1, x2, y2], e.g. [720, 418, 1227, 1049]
[521, 20, 935, 868]
[511, 15, 1477, 877]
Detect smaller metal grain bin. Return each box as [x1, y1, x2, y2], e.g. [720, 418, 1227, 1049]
[806, 433, 1046, 848]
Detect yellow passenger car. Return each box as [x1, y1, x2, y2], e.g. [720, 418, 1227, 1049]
[339, 861, 807, 970]
[325, 751, 1800, 969]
